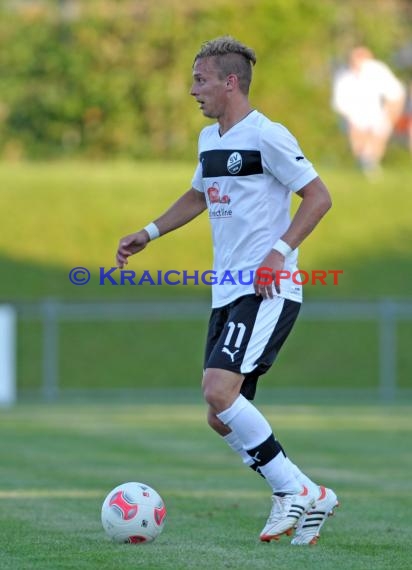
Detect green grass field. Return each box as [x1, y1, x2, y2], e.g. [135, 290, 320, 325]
[17, 317, 412, 395]
[1, 160, 411, 396]
[1, 160, 412, 301]
[1, 161, 412, 566]
[1, 402, 411, 570]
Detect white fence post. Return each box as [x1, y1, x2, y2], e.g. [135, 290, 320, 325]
[0, 305, 16, 406]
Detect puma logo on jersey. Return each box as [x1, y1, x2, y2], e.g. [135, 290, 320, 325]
[295, 155, 305, 161]
[222, 347, 239, 362]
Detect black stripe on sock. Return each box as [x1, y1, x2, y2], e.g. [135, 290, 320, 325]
[246, 434, 283, 467]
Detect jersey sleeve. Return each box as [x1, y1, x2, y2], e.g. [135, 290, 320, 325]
[260, 123, 318, 192]
[191, 162, 204, 192]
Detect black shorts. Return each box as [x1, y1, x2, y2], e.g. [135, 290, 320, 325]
[204, 294, 301, 400]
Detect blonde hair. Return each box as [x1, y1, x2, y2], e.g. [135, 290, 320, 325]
[194, 36, 256, 94]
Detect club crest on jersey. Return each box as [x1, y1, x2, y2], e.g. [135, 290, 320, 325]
[227, 152, 242, 175]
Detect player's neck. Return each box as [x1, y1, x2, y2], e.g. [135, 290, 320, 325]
[218, 103, 254, 136]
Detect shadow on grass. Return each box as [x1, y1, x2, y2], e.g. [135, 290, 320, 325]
[0, 249, 411, 302]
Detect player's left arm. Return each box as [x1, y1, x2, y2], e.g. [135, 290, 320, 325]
[255, 176, 331, 298]
[282, 176, 332, 248]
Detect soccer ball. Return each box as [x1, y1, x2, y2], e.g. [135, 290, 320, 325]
[101, 481, 166, 544]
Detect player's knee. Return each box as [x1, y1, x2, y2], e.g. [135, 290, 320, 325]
[207, 408, 228, 435]
[202, 375, 226, 410]
[202, 368, 241, 412]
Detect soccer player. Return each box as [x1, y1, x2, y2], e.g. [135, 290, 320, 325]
[116, 36, 337, 545]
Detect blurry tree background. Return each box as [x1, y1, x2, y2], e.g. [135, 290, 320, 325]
[1, 0, 411, 162]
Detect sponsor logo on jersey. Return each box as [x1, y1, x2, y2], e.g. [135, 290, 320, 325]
[209, 206, 232, 219]
[206, 181, 232, 218]
[227, 151, 242, 174]
[207, 181, 230, 205]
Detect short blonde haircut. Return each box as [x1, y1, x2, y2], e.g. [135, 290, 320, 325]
[194, 36, 256, 94]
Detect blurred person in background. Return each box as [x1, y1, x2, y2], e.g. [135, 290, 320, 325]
[332, 46, 406, 175]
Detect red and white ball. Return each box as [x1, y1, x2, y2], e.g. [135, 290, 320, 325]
[101, 482, 166, 544]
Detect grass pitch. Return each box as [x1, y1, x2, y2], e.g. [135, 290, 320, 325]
[1, 160, 412, 395]
[0, 402, 411, 570]
[1, 160, 412, 301]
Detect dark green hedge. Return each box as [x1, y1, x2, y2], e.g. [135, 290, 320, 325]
[0, 0, 409, 160]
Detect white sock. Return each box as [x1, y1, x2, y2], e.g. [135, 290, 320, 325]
[217, 395, 301, 494]
[217, 394, 271, 448]
[223, 429, 319, 497]
[283, 458, 319, 498]
[223, 431, 254, 467]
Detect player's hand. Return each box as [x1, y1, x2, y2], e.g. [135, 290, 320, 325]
[254, 250, 285, 299]
[116, 231, 149, 268]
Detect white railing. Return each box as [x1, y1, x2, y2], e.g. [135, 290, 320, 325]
[9, 299, 412, 403]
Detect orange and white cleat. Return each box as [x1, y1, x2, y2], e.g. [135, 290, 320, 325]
[260, 486, 316, 542]
[290, 486, 339, 545]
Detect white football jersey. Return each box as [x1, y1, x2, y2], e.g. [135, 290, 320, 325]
[191, 110, 318, 308]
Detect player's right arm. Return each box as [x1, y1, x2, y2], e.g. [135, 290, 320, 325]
[116, 187, 206, 268]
